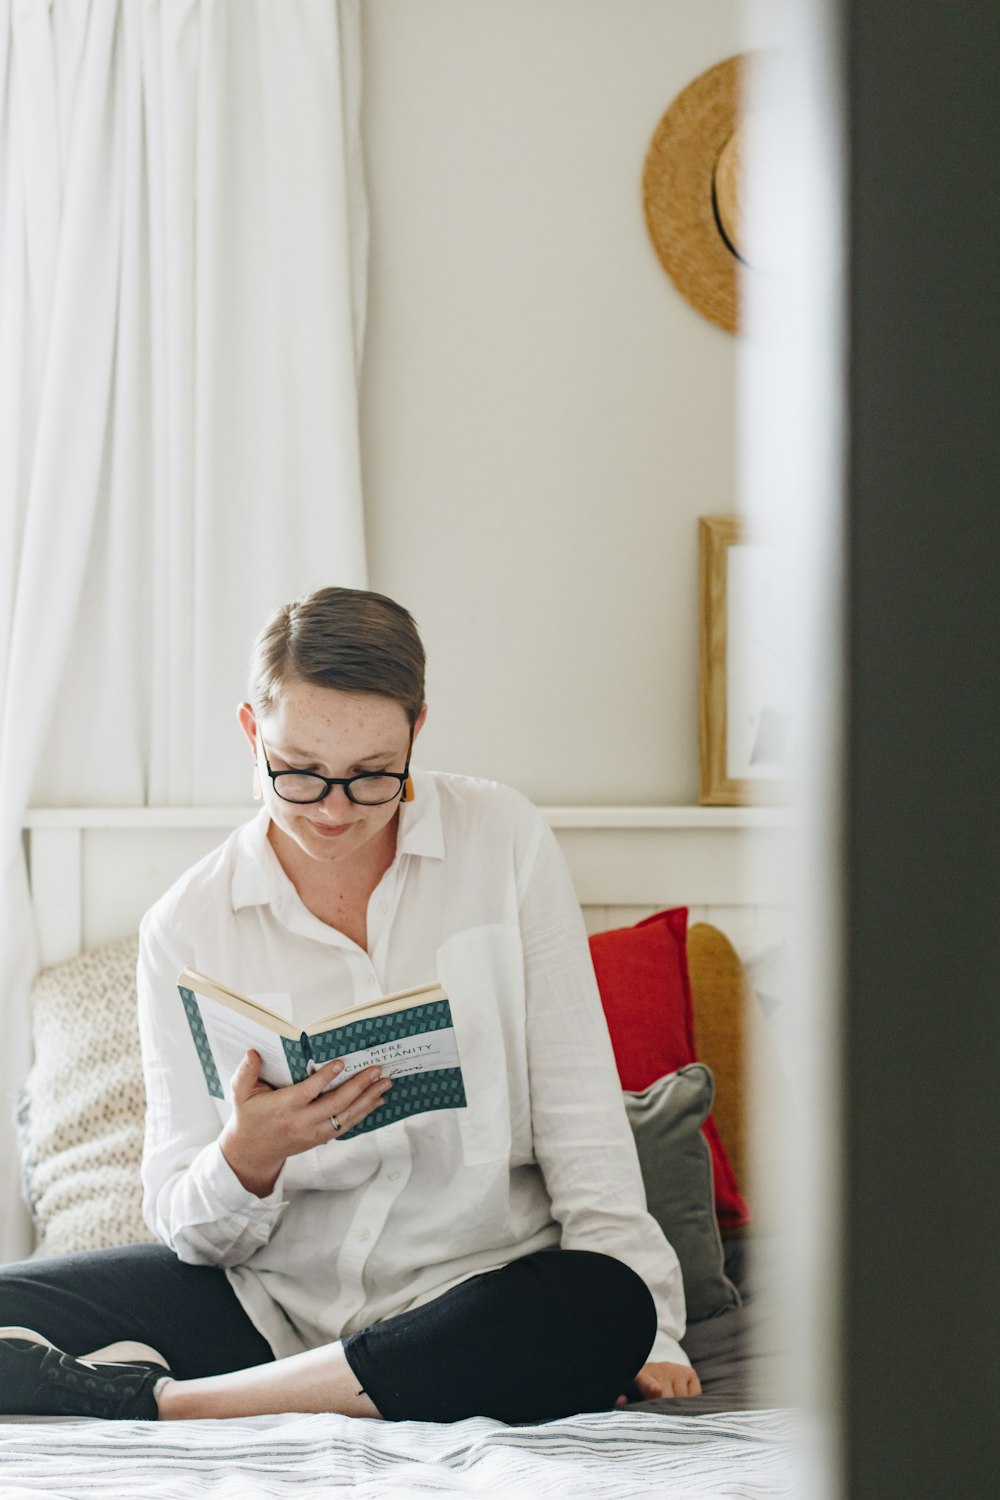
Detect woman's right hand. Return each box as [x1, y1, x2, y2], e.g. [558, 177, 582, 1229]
[219, 1051, 394, 1197]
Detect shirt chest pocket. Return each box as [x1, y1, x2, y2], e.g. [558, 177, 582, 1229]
[437, 926, 524, 1168]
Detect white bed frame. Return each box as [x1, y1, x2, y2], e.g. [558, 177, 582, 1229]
[22, 805, 789, 968]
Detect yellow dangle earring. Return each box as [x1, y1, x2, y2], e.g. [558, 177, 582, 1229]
[400, 775, 415, 803]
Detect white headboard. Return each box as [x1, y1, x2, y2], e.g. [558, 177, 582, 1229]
[23, 805, 790, 969]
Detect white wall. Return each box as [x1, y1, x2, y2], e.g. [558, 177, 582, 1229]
[359, 0, 740, 805]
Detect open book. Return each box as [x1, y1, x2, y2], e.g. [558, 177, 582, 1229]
[177, 968, 467, 1140]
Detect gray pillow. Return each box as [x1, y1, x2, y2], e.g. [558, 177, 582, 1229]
[624, 1063, 741, 1323]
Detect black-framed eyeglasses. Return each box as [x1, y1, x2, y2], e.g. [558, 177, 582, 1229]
[257, 728, 412, 807]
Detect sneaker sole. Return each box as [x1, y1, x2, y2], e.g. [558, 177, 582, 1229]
[0, 1327, 168, 1371]
[0, 1326, 55, 1347]
[85, 1340, 169, 1370]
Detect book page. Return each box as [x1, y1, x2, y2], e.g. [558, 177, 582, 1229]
[250, 992, 293, 1023]
[180, 966, 444, 1033]
[198, 992, 296, 1094]
[307, 981, 446, 1032]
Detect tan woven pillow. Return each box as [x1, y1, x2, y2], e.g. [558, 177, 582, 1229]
[687, 921, 790, 1207]
[16, 934, 157, 1256]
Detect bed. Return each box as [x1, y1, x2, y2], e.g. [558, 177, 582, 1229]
[1, 805, 797, 1498]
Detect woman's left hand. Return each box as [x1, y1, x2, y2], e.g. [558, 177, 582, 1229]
[614, 1361, 702, 1405]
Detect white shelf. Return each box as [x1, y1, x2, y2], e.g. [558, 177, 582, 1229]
[23, 806, 257, 829]
[23, 804, 791, 831]
[539, 806, 790, 830]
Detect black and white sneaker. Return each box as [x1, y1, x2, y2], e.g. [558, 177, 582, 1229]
[0, 1326, 170, 1420]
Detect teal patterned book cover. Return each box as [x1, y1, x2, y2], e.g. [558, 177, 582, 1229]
[303, 998, 466, 1139]
[178, 973, 466, 1138]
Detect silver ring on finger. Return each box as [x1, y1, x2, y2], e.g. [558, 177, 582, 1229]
[329, 1114, 341, 1134]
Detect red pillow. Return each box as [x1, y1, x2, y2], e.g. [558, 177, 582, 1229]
[589, 907, 751, 1231]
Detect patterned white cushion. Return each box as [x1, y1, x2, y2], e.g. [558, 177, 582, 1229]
[16, 934, 157, 1256]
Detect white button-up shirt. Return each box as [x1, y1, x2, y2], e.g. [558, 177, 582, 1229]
[137, 770, 689, 1366]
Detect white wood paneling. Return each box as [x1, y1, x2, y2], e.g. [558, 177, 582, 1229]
[582, 904, 787, 963]
[27, 828, 83, 966]
[82, 828, 243, 953]
[24, 807, 790, 967]
[555, 824, 788, 907]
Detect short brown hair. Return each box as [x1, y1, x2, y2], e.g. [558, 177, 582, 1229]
[249, 587, 426, 727]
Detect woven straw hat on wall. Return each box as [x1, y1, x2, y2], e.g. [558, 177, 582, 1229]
[643, 54, 751, 334]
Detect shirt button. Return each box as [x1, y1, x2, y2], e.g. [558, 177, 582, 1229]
[365, 975, 376, 987]
[387, 1170, 401, 1182]
[358, 1229, 371, 1241]
[378, 901, 388, 914]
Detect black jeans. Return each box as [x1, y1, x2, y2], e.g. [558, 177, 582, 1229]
[0, 1243, 656, 1424]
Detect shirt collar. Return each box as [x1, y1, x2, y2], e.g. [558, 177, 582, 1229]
[230, 808, 277, 912]
[396, 767, 445, 861]
[230, 767, 444, 913]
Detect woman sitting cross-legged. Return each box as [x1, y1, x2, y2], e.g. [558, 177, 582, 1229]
[0, 586, 701, 1423]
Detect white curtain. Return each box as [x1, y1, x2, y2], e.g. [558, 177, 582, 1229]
[0, 0, 368, 1262]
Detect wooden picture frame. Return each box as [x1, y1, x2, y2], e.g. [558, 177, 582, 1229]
[698, 515, 789, 806]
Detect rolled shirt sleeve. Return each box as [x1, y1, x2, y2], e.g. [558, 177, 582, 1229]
[136, 908, 288, 1267]
[518, 817, 691, 1367]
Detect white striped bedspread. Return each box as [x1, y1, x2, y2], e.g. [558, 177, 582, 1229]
[0, 1407, 797, 1499]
